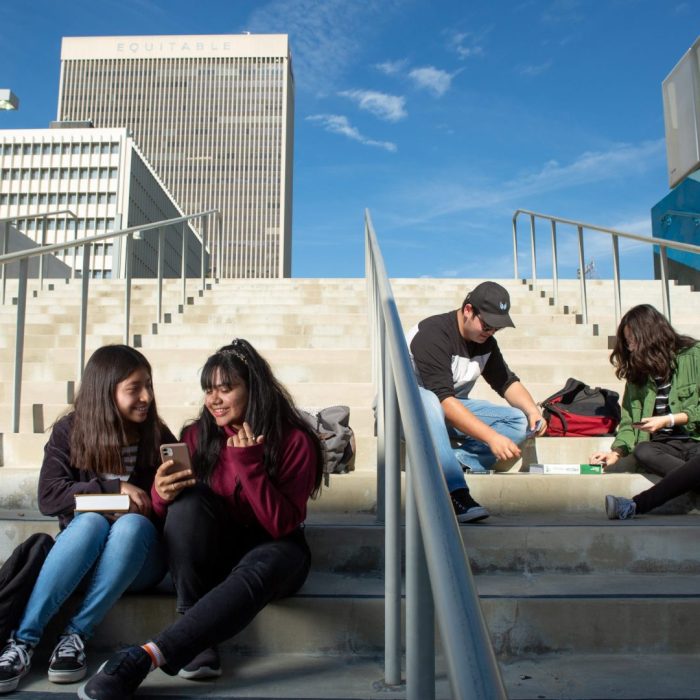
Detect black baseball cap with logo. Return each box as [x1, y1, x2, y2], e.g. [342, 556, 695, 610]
[463, 281, 515, 329]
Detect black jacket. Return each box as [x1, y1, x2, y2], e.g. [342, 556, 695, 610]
[0, 533, 54, 641]
[38, 414, 176, 530]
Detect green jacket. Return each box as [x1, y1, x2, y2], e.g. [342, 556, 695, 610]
[612, 343, 700, 455]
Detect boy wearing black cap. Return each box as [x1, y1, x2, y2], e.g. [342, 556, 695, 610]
[406, 281, 546, 522]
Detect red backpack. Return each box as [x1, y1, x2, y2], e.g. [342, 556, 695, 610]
[541, 378, 621, 437]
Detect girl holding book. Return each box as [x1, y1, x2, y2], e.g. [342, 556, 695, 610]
[588, 305, 700, 518]
[79, 338, 323, 699]
[0, 345, 182, 693]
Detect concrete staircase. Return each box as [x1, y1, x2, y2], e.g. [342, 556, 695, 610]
[1, 276, 700, 699]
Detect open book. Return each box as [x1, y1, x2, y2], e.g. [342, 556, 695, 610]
[75, 493, 130, 512]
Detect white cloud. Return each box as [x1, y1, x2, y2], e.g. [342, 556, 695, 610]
[408, 66, 454, 97]
[519, 61, 553, 76]
[246, 0, 400, 94]
[306, 114, 397, 152]
[449, 31, 487, 59]
[376, 59, 409, 76]
[338, 89, 407, 122]
[387, 139, 666, 226]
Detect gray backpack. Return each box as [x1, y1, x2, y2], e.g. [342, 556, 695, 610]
[299, 405, 356, 486]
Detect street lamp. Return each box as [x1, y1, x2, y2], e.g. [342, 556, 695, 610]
[0, 90, 19, 111]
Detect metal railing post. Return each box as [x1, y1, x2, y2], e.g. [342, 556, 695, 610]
[181, 220, 188, 310]
[660, 246, 671, 323]
[78, 243, 91, 380]
[384, 346, 402, 687]
[375, 310, 386, 524]
[550, 219, 559, 307]
[157, 227, 165, 324]
[124, 233, 133, 344]
[1, 221, 7, 305]
[529, 214, 537, 285]
[217, 214, 223, 281]
[201, 216, 207, 291]
[406, 455, 435, 700]
[611, 234, 622, 326]
[12, 258, 28, 433]
[39, 217, 47, 290]
[512, 215, 519, 279]
[576, 225, 588, 325]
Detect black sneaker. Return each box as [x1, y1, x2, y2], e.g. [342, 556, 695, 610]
[77, 645, 150, 700]
[0, 637, 32, 694]
[178, 646, 222, 680]
[451, 488, 490, 523]
[48, 632, 86, 683]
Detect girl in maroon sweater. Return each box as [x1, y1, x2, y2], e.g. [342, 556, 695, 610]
[79, 339, 323, 700]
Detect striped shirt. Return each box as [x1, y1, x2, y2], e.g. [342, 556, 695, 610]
[652, 376, 688, 441]
[101, 444, 139, 481]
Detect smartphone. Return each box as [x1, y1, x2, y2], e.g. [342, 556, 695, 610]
[631, 421, 646, 428]
[526, 419, 545, 438]
[159, 443, 192, 474]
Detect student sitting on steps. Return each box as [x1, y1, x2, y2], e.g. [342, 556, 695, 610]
[78, 338, 323, 699]
[587, 305, 700, 519]
[0, 345, 176, 694]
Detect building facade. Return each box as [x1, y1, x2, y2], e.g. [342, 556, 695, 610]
[57, 34, 295, 278]
[0, 127, 205, 279]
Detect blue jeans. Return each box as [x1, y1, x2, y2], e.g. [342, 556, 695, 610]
[16, 512, 166, 646]
[419, 388, 528, 492]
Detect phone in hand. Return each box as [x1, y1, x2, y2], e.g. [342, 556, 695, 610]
[159, 443, 192, 474]
[526, 419, 545, 438]
[631, 421, 646, 428]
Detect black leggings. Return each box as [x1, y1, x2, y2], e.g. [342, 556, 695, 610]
[633, 438, 700, 477]
[634, 451, 700, 514]
[154, 483, 311, 671]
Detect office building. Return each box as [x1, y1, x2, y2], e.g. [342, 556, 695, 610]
[0, 127, 205, 278]
[58, 34, 295, 278]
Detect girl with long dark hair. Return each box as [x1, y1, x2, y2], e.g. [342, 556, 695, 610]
[0, 345, 175, 694]
[588, 305, 700, 518]
[79, 339, 323, 699]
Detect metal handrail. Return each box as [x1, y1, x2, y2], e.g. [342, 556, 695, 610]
[1, 208, 220, 433]
[512, 208, 700, 325]
[0, 209, 79, 303]
[365, 210, 506, 700]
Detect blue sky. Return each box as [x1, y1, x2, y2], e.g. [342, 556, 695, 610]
[1, 0, 697, 279]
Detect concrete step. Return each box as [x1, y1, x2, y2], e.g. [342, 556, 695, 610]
[5, 513, 700, 576]
[0, 380, 376, 409]
[0, 432, 376, 470]
[1, 353, 373, 383]
[0, 402, 377, 437]
[0, 462, 673, 516]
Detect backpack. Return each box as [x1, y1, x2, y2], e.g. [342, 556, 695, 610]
[0, 532, 54, 641]
[299, 405, 356, 486]
[541, 378, 621, 437]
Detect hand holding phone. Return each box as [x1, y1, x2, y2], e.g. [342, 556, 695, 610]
[157, 443, 196, 502]
[160, 443, 193, 473]
[526, 418, 545, 438]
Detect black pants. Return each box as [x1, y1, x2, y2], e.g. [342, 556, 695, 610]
[634, 451, 700, 514]
[633, 438, 700, 477]
[154, 483, 311, 672]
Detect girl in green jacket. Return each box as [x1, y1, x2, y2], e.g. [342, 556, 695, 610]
[589, 305, 700, 518]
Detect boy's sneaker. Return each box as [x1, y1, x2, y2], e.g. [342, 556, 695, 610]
[451, 488, 490, 523]
[178, 646, 222, 680]
[605, 494, 637, 520]
[77, 645, 150, 700]
[48, 632, 87, 683]
[0, 637, 32, 694]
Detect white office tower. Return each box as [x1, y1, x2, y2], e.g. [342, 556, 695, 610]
[58, 35, 295, 278]
[0, 127, 204, 279]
